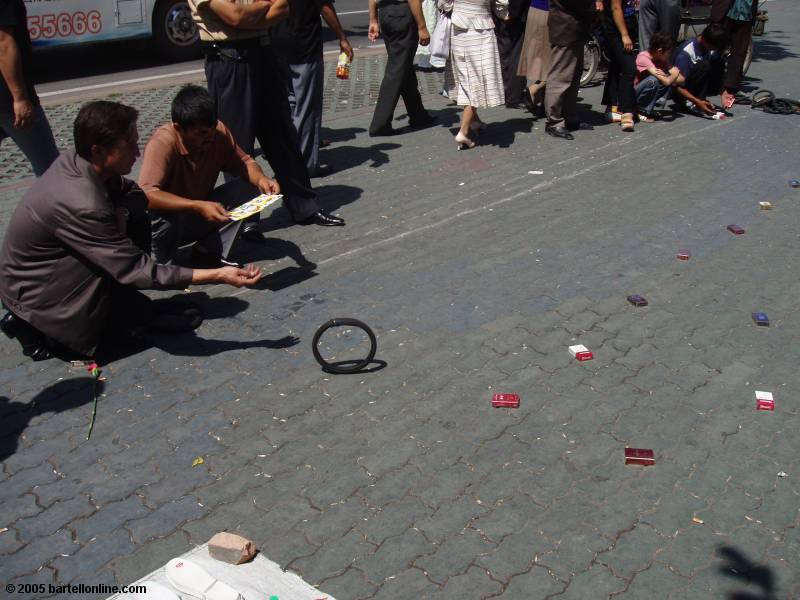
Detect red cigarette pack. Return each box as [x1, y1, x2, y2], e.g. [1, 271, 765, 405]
[625, 447, 655, 466]
[492, 393, 520, 408]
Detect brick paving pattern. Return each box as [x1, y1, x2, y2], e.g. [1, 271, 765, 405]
[1, 4, 799, 598]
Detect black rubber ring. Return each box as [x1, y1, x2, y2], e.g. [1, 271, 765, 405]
[312, 318, 377, 374]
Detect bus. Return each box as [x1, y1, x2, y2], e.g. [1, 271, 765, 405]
[25, 0, 200, 60]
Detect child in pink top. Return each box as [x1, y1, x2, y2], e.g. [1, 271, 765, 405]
[634, 32, 684, 118]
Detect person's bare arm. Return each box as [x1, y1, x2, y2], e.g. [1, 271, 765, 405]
[668, 66, 684, 86]
[244, 160, 281, 195]
[321, 3, 353, 60]
[648, 65, 673, 86]
[0, 27, 33, 129]
[368, 0, 380, 41]
[610, 0, 633, 52]
[675, 85, 715, 114]
[145, 188, 230, 223]
[408, 0, 430, 46]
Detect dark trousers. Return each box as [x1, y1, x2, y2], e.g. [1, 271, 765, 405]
[204, 42, 318, 223]
[601, 20, 638, 114]
[679, 56, 725, 100]
[370, 3, 427, 135]
[545, 43, 584, 128]
[719, 17, 752, 92]
[0, 105, 59, 177]
[150, 178, 257, 264]
[494, 15, 526, 105]
[278, 57, 324, 172]
[638, 0, 680, 51]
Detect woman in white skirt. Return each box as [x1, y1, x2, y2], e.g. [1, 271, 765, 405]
[440, 0, 509, 149]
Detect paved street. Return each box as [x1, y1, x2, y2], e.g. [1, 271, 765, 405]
[1, 1, 800, 598]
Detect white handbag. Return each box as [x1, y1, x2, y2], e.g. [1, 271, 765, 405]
[429, 10, 452, 68]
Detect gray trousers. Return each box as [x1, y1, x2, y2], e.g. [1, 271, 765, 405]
[285, 58, 324, 173]
[0, 105, 59, 177]
[150, 178, 257, 264]
[638, 0, 681, 52]
[544, 43, 584, 128]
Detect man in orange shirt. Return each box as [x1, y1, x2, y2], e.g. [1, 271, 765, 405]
[139, 85, 280, 266]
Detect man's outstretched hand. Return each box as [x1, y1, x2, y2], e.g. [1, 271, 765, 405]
[195, 201, 230, 223]
[256, 176, 280, 195]
[218, 264, 263, 287]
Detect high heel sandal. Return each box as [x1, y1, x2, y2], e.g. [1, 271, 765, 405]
[455, 132, 476, 150]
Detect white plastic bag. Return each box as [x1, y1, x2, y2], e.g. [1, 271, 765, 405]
[429, 11, 451, 69]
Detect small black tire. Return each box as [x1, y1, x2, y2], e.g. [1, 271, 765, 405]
[581, 41, 600, 88]
[152, 0, 200, 61]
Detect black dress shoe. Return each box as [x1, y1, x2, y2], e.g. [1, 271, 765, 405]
[566, 121, 594, 131]
[241, 222, 266, 244]
[310, 164, 333, 178]
[369, 126, 397, 137]
[299, 210, 345, 226]
[1, 312, 53, 361]
[409, 114, 437, 129]
[545, 126, 574, 140]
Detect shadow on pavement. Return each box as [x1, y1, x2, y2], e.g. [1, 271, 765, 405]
[753, 34, 799, 63]
[319, 126, 367, 144]
[717, 545, 777, 600]
[0, 377, 99, 462]
[321, 142, 401, 172]
[259, 184, 363, 234]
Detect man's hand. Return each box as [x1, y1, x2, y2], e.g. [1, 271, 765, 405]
[653, 68, 667, 78]
[195, 201, 230, 223]
[256, 175, 280, 195]
[340, 37, 354, 61]
[697, 99, 716, 115]
[418, 25, 430, 46]
[217, 264, 263, 287]
[12, 97, 33, 129]
[368, 20, 380, 41]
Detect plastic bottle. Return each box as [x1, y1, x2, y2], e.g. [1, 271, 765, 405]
[336, 52, 350, 80]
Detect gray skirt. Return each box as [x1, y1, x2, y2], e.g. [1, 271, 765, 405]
[517, 8, 551, 83]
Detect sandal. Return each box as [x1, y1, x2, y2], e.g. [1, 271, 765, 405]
[620, 113, 635, 132]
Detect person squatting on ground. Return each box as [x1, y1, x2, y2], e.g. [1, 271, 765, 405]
[544, 0, 596, 140]
[600, 0, 638, 132]
[637, 0, 679, 53]
[634, 31, 683, 118]
[139, 85, 280, 267]
[441, 0, 509, 149]
[711, 0, 758, 109]
[0, 0, 58, 177]
[368, 0, 436, 136]
[673, 23, 730, 117]
[272, 0, 353, 178]
[0, 101, 263, 363]
[517, 0, 551, 119]
[188, 0, 344, 229]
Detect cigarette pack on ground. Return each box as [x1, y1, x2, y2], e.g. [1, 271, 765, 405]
[624, 447, 655, 466]
[755, 391, 774, 411]
[627, 294, 648, 307]
[789, 179, 800, 188]
[677, 249, 691, 261]
[727, 224, 745, 235]
[752, 312, 769, 326]
[568, 345, 593, 361]
[491, 393, 520, 408]
[228, 194, 283, 221]
[759, 201, 772, 210]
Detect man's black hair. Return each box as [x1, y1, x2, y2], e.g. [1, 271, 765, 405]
[648, 31, 676, 54]
[74, 101, 138, 160]
[171, 84, 217, 129]
[701, 23, 731, 51]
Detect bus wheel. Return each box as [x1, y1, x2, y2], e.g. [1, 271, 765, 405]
[153, 0, 199, 61]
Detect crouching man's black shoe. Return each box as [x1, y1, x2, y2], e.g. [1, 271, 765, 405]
[298, 211, 346, 226]
[1, 311, 53, 361]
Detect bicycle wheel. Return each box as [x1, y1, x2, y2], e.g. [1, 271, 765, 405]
[743, 38, 753, 74]
[581, 42, 600, 88]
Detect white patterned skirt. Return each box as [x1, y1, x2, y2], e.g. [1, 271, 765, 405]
[445, 26, 505, 108]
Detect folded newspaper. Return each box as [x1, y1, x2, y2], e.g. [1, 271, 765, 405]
[228, 194, 283, 221]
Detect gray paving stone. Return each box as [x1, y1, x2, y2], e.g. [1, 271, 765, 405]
[125, 496, 207, 544]
[51, 529, 135, 584]
[440, 565, 502, 599]
[14, 495, 96, 542]
[368, 567, 440, 600]
[0, 530, 78, 579]
[108, 530, 192, 586]
[72, 496, 151, 543]
[353, 528, 434, 585]
[316, 567, 378, 600]
[413, 528, 495, 584]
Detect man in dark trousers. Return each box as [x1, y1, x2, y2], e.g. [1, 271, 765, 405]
[544, 0, 596, 140]
[0, 101, 262, 362]
[272, 0, 353, 178]
[494, 0, 528, 108]
[638, 0, 680, 53]
[188, 0, 344, 232]
[711, 0, 758, 108]
[0, 0, 59, 176]
[368, 0, 436, 136]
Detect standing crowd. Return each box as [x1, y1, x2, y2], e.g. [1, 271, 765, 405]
[0, 0, 762, 362]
